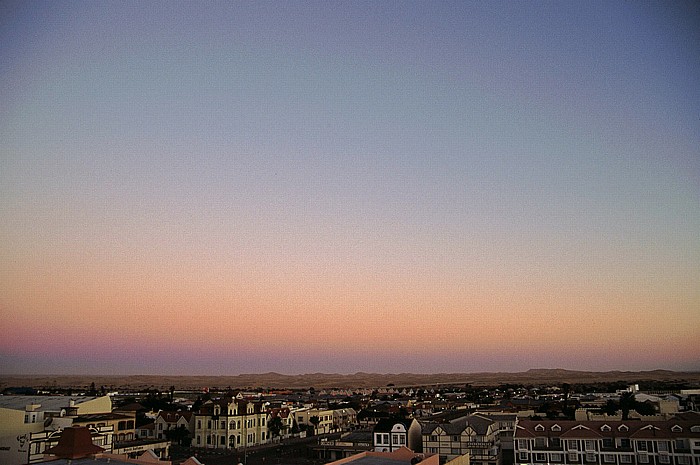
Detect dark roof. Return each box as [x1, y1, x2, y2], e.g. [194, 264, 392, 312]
[44, 427, 105, 459]
[374, 418, 413, 433]
[515, 419, 700, 440]
[421, 414, 494, 436]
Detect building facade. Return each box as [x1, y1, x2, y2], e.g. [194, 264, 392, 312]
[194, 398, 269, 450]
[514, 417, 700, 465]
[421, 414, 500, 465]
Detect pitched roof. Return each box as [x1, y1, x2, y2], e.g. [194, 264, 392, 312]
[515, 419, 700, 440]
[43, 427, 105, 459]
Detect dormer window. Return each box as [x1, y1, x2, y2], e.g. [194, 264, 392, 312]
[552, 424, 561, 431]
[601, 425, 611, 432]
[690, 426, 700, 433]
[535, 424, 545, 432]
[618, 425, 628, 432]
[671, 425, 682, 433]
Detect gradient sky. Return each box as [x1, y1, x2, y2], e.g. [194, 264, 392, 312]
[1, 1, 699, 376]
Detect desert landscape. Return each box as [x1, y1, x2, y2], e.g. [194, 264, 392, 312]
[2, 369, 699, 391]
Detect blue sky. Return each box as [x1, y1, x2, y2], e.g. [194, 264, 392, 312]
[1, 1, 699, 375]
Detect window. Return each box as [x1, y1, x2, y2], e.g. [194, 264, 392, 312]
[637, 454, 648, 463]
[399, 436, 406, 445]
[658, 456, 669, 464]
[220, 421, 225, 429]
[603, 454, 615, 463]
[392, 434, 400, 445]
[220, 435, 225, 445]
[677, 457, 690, 465]
[552, 425, 561, 431]
[637, 442, 647, 452]
[568, 453, 578, 462]
[453, 435, 460, 442]
[430, 435, 438, 442]
[518, 439, 529, 449]
[197, 420, 201, 429]
[535, 453, 547, 461]
[519, 452, 529, 461]
[551, 453, 563, 462]
[569, 441, 579, 451]
[585, 453, 596, 462]
[452, 449, 461, 455]
[552, 438, 561, 447]
[620, 439, 630, 448]
[536, 438, 547, 448]
[207, 435, 211, 445]
[585, 440, 596, 451]
[197, 435, 201, 445]
[620, 456, 631, 463]
[675, 439, 686, 450]
[603, 439, 614, 448]
[536, 425, 545, 432]
[657, 441, 669, 452]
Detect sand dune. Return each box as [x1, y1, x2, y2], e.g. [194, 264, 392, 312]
[2, 369, 699, 391]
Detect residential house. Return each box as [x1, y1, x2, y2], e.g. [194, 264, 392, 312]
[421, 414, 501, 465]
[373, 418, 421, 452]
[155, 411, 194, 440]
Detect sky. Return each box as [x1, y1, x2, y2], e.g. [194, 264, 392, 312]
[1, 1, 699, 376]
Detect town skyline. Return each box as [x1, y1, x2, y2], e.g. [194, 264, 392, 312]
[1, 1, 699, 376]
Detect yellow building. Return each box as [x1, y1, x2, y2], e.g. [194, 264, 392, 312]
[0, 395, 111, 465]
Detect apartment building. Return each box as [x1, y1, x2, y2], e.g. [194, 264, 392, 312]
[194, 398, 269, 450]
[421, 414, 501, 465]
[295, 407, 337, 434]
[514, 416, 700, 465]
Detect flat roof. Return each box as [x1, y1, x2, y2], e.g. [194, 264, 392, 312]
[0, 396, 102, 412]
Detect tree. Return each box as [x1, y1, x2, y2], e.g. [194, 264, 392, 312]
[309, 416, 320, 434]
[268, 416, 284, 441]
[164, 424, 190, 446]
[620, 392, 635, 420]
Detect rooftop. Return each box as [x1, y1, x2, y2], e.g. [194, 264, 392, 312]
[0, 396, 103, 412]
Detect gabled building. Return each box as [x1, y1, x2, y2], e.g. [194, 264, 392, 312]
[155, 411, 194, 440]
[421, 414, 500, 465]
[514, 416, 700, 465]
[193, 398, 269, 450]
[372, 418, 421, 452]
[267, 407, 294, 439]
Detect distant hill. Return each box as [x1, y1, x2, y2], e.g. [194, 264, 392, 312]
[1, 369, 699, 391]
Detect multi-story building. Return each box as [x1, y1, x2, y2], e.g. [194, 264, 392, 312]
[335, 408, 359, 432]
[194, 398, 269, 450]
[295, 408, 337, 434]
[514, 416, 700, 465]
[0, 395, 113, 465]
[421, 414, 500, 465]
